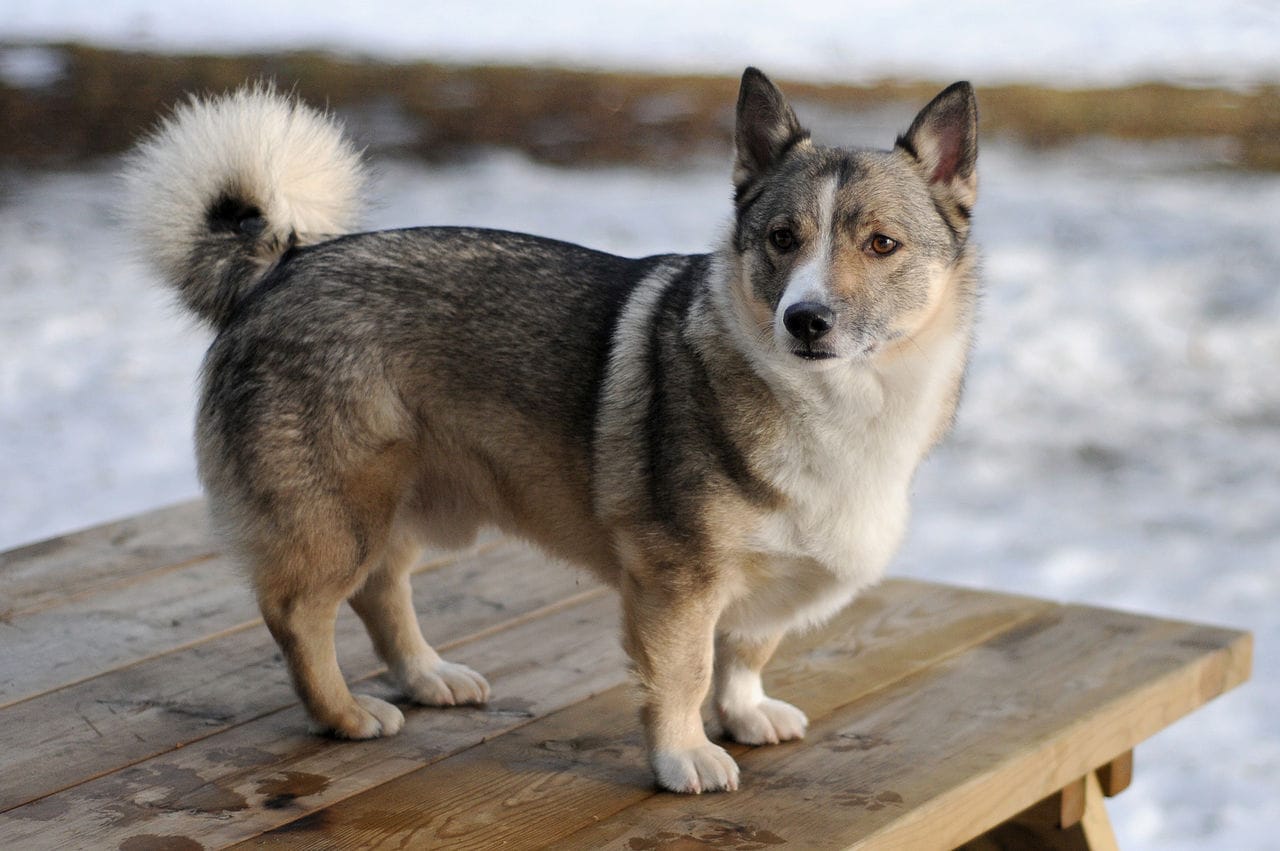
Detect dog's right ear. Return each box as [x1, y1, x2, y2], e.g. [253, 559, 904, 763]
[734, 68, 810, 194]
[895, 82, 978, 209]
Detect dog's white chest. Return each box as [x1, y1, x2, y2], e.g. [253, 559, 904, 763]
[746, 366, 938, 586]
[742, 360, 942, 627]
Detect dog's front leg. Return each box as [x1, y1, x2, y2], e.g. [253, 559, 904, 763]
[714, 631, 808, 745]
[620, 569, 738, 793]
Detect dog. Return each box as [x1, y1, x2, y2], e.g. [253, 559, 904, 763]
[122, 68, 978, 794]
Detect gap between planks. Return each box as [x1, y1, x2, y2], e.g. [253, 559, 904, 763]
[237, 581, 1053, 850]
[260, 598, 1251, 851]
[565, 607, 1250, 851]
[0, 540, 597, 813]
[0, 534, 507, 710]
[0, 589, 628, 850]
[0, 501, 215, 618]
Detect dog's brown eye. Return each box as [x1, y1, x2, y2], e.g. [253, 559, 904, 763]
[869, 234, 899, 256]
[769, 227, 797, 252]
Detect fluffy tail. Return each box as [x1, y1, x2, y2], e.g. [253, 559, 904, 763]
[121, 84, 366, 330]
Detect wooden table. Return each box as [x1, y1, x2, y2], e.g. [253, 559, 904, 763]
[0, 502, 1251, 850]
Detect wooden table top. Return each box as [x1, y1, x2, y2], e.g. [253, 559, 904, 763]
[0, 502, 1251, 850]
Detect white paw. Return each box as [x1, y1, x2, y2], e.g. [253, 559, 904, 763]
[652, 743, 740, 794]
[399, 659, 491, 706]
[316, 693, 405, 739]
[719, 697, 808, 745]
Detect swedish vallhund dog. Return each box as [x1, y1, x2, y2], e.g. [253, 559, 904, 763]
[123, 68, 978, 793]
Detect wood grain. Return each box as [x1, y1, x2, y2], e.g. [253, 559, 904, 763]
[0, 508, 498, 707]
[0, 502, 1252, 851]
[0, 501, 213, 618]
[0, 541, 590, 812]
[0, 588, 626, 850]
[550, 605, 1249, 850]
[243, 581, 1054, 849]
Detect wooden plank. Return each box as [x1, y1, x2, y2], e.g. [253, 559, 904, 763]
[0, 589, 626, 851]
[0, 501, 213, 618]
[0, 529, 496, 707]
[0, 552, 258, 706]
[0, 540, 589, 812]
[242, 580, 1055, 849]
[550, 604, 1249, 851]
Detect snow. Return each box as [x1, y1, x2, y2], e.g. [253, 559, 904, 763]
[2, 0, 1280, 87]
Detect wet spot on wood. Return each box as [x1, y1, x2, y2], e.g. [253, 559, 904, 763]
[627, 818, 785, 849]
[93, 697, 235, 726]
[834, 788, 905, 811]
[205, 745, 277, 768]
[488, 696, 536, 717]
[118, 835, 204, 851]
[541, 738, 576, 752]
[173, 783, 249, 815]
[257, 771, 331, 809]
[539, 734, 617, 756]
[115, 764, 247, 815]
[827, 731, 890, 753]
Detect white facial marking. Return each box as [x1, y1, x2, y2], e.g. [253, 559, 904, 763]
[774, 177, 838, 350]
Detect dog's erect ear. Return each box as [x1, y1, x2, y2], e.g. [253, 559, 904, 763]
[734, 67, 809, 193]
[896, 82, 978, 207]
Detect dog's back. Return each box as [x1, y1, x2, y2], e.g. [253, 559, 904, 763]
[197, 224, 696, 572]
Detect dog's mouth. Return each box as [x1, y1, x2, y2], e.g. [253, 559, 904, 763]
[790, 348, 837, 361]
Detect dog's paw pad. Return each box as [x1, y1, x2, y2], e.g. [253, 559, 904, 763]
[401, 660, 490, 706]
[720, 697, 808, 745]
[652, 743, 740, 794]
[317, 694, 404, 739]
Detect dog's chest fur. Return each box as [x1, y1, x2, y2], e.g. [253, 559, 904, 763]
[752, 370, 911, 571]
[725, 330, 967, 636]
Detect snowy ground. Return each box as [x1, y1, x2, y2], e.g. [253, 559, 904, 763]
[1, 120, 1276, 846]
[3, 0, 1280, 88]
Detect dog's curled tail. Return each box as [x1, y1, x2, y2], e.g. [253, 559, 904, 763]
[121, 84, 366, 330]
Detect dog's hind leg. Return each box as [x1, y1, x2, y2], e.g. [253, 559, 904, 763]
[713, 630, 808, 745]
[245, 436, 421, 739]
[255, 533, 406, 740]
[348, 527, 490, 707]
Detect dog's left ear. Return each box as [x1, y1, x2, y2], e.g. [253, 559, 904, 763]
[734, 67, 810, 194]
[896, 82, 978, 207]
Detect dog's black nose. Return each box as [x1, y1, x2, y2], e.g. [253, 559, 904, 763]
[783, 302, 836, 344]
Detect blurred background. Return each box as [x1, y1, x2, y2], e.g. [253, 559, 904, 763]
[1, 2, 1277, 847]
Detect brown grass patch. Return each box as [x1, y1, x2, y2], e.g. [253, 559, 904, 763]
[2, 44, 1278, 170]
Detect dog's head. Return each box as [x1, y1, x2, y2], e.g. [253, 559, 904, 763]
[728, 68, 977, 369]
